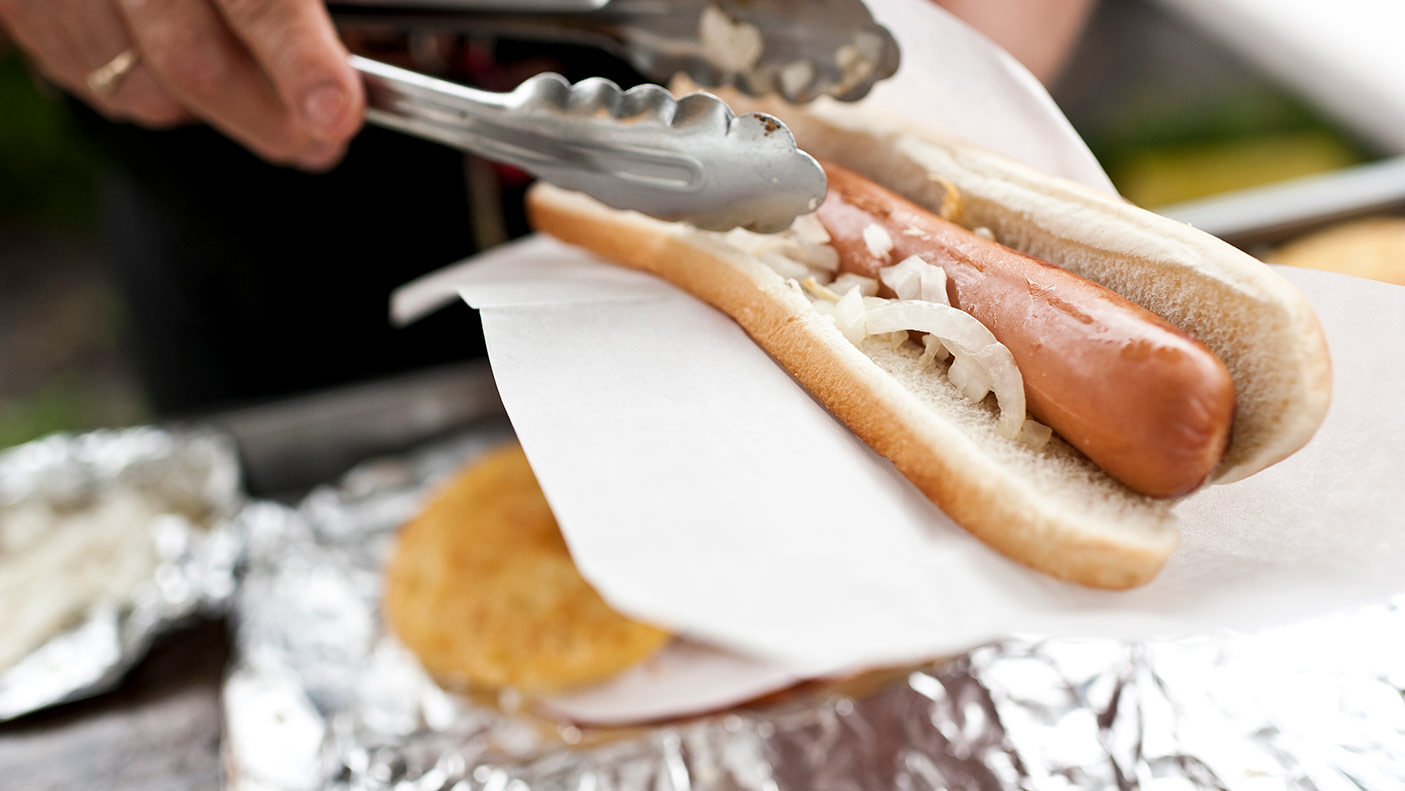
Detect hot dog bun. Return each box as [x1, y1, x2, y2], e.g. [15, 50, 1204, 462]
[525, 96, 1331, 590]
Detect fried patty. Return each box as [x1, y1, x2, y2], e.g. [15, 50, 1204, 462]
[384, 443, 671, 692]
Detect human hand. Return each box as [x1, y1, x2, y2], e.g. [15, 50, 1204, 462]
[0, 0, 365, 170]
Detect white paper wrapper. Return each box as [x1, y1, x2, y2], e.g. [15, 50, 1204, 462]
[540, 640, 806, 725]
[860, 0, 1115, 191]
[392, 234, 1405, 671]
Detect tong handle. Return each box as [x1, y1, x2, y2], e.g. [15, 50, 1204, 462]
[357, 56, 517, 157]
[357, 56, 701, 190]
[332, 0, 610, 10]
[333, 0, 898, 104]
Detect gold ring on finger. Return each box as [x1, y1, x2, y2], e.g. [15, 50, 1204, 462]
[86, 47, 141, 97]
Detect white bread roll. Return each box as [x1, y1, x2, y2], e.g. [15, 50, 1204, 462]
[525, 96, 1331, 590]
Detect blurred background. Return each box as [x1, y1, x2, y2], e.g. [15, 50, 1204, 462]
[1, 40, 148, 447]
[0, 0, 1390, 448]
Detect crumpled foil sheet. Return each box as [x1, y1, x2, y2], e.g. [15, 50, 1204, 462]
[0, 427, 244, 721]
[224, 431, 1405, 791]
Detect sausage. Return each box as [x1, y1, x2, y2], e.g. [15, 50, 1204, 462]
[816, 162, 1235, 498]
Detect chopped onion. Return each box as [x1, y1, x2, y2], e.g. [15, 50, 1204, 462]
[800, 241, 840, 272]
[878, 330, 910, 350]
[723, 226, 761, 252]
[802, 277, 840, 302]
[726, 223, 842, 279]
[790, 212, 830, 245]
[973, 226, 995, 241]
[740, 233, 800, 261]
[831, 273, 879, 297]
[759, 250, 812, 280]
[947, 356, 990, 402]
[879, 256, 950, 304]
[832, 287, 868, 344]
[864, 301, 1026, 438]
[917, 334, 951, 366]
[1020, 419, 1054, 450]
[863, 223, 894, 261]
[879, 258, 920, 300]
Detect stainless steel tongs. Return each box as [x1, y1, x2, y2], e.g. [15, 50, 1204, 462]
[339, 0, 900, 231]
[354, 56, 826, 232]
[332, 0, 900, 103]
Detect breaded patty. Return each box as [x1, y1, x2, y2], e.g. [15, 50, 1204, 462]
[384, 443, 671, 692]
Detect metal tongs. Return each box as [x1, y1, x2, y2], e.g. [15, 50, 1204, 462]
[338, 0, 900, 231]
[355, 57, 824, 232]
[332, 0, 900, 103]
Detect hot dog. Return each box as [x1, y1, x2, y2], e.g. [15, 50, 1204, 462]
[817, 163, 1236, 498]
[525, 94, 1331, 589]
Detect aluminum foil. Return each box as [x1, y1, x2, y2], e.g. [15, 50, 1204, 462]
[0, 426, 244, 721]
[223, 430, 1405, 790]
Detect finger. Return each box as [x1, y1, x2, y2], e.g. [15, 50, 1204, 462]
[116, 0, 326, 167]
[0, 0, 188, 126]
[106, 67, 194, 127]
[210, 0, 364, 145]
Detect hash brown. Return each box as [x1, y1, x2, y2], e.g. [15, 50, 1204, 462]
[384, 443, 671, 692]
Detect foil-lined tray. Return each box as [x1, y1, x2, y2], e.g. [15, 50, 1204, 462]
[222, 429, 1405, 791]
[0, 427, 244, 721]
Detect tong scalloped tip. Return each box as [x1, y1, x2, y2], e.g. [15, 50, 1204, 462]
[356, 55, 827, 233]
